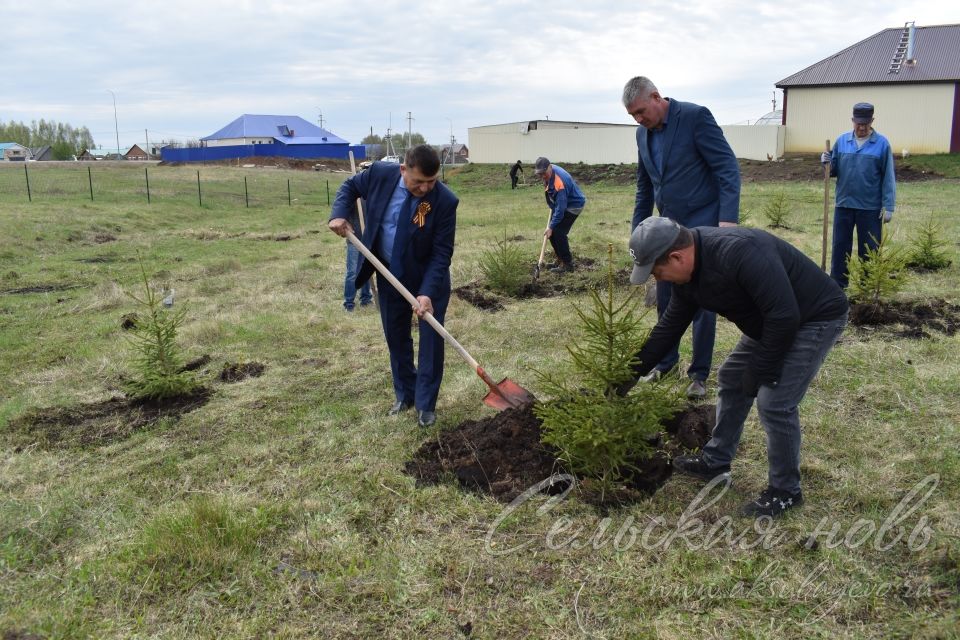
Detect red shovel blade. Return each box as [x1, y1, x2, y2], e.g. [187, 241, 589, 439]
[482, 377, 536, 411]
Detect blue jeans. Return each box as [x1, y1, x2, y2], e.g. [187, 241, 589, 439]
[549, 209, 581, 264]
[344, 241, 372, 309]
[830, 206, 882, 288]
[654, 281, 716, 381]
[701, 313, 847, 493]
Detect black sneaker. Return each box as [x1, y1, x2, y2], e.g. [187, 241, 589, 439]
[672, 454, 730, 481]
[740, 486, 803, 518]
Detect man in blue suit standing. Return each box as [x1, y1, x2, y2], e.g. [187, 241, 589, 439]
[622, 76, 741, 400]
[328, 145, 458, 428]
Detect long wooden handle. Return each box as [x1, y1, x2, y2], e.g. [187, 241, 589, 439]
[345, 231, 492, 382]
[537, 210, 552, 265]
[537, 234, 548, 265]
[821, 139, 831, 271]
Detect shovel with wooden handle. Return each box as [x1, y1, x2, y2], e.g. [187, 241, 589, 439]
[344, 230, 534, 411]
[533, 232, 549, 280]
[821, 138, 831, 271]
[532, 211, 553, 280]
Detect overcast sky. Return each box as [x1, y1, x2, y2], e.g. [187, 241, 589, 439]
[1, 0, 956, 151]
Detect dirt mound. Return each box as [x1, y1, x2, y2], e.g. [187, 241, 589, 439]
[453, 284, 505, 311]
[454, 258, 609, 311]
[555, 156, 941, 186]
[404, 403, 714, 504]
[850, 298, 960, 338]
[163, 156, 355, 172]
[220, 361, 266, 382]
[6, 389, 212, 450]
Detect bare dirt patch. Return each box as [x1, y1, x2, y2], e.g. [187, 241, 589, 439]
[849, 298, 960, 338]
[0, 283, 80, 295]
[404, 403, 714, 505]
[554, 155, 942, 186]
[6, 389, 212, 450]
[454, 258, 609, 311]
[220, 361, 266, 382]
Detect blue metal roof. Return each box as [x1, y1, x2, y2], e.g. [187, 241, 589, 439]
[0, 142, 28, 149]
[201, 114, 349, 144]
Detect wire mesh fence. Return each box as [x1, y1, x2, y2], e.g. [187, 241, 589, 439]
[0, 162, 339, 208]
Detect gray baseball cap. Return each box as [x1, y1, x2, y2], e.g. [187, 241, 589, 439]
[534, 157, 551, 175]
[629, 217, 682, 284]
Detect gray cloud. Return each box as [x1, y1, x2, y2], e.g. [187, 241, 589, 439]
[1, 0, 955, 148]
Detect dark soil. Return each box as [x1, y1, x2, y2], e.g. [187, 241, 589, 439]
[453, 284, 505, 312]
[220, 361, 266, 382]
[454, 258, 611, 311]
[6, 388, 212, 450]
[849, 298, 960, 337]
[120, 312, 139, 330]
[181, 354, 213, 372]
[162, 156, 356, 172]
[404, 403, 714, 505]
[557, 155, 941, 186]
[3, 630, 44, 640]
[1, 283, 79, 295]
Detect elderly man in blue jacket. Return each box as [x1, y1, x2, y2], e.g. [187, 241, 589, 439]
[328, 145, 458, 428]
[623, 76, 741, 400]
[821, 102, 897, 288]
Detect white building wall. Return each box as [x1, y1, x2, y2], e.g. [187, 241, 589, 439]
[469, 121, 784, 164]
[784, 84, 954, 154]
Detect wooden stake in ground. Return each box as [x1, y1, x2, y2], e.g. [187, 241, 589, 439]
[348, 151, 378, 305]
[821, 138, 831, 271]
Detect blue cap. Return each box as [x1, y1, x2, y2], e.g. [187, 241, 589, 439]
[852, 103, 874, 123]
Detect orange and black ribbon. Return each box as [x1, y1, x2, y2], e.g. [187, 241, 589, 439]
[412, 201, 431, 228]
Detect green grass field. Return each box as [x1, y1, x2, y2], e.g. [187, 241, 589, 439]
[1, 161, 958, 638]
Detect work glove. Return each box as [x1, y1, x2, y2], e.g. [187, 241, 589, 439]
[820, 151, 831, 165]
[882, 210, 893, 223]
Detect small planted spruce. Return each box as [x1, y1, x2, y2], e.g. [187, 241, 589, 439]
[477, 231, 530, 297]
[907, 212, 952, 271]
[846, 227, 909, 306]
[124, 255, 201, 400]
[534, 245, 682, 497]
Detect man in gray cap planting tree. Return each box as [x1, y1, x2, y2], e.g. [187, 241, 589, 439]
[821, 102, 896, 288]
[618, 217, 848, 517]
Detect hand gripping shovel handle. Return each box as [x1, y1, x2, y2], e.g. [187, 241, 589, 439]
[344, 231, 517, 405]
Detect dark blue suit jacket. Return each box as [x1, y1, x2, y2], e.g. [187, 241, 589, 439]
[632, 99, 741, 230]
[329, 162, 458, 301]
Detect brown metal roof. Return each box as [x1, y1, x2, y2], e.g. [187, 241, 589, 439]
[777, 24, 960, 87]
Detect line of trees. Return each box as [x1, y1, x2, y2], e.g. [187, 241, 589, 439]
[0, 119, 96, 160]
[361, 131, 427, 159]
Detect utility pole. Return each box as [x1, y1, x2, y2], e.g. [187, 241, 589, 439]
[406, 111, 413, 149]
[145, 129, 150, 157]
[772, 91, 777, 112]
[317, 108, 325, 129]
[107, 89, 121, 160]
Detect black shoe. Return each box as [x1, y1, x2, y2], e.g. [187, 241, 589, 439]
[740, 486, 803, 518]
[387, 401, 413, 416]
[549, 261, 573, 273]
[417, 410, 436, 427]
[672, 454, 731, 481]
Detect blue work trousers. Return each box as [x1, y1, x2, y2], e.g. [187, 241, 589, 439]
[830, 206, 882, 288]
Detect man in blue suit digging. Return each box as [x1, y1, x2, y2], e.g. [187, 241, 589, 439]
[328, 145, 458, 428]
[623, 76, 741, 401]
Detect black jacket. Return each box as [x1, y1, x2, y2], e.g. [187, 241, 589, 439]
[633, 227, 848, 385]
